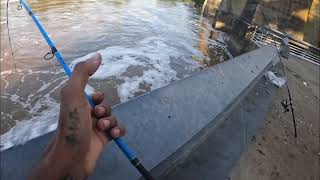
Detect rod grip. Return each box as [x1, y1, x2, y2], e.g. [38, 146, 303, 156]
[131, 158, 155, 180]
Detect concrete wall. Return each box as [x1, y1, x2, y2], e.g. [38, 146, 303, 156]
[303, 0, 320, 47]
[203, 0, 320, 47]
[254, 0, 314, 42]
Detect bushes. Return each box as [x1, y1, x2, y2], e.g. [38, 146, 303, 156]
[185, 0, 205, 7]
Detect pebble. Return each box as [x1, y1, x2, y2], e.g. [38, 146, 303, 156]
[303, 81, 308, 86]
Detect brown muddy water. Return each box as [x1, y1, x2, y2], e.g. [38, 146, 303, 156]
[0, 0, 231, 150]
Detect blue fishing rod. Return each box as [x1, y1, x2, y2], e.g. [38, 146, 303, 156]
[13, 0, 154, 179]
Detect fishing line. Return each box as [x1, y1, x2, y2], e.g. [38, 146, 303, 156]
[11, 0, 155, 179]
[6, 0, 17, 70]
[260, 10, 298, 138]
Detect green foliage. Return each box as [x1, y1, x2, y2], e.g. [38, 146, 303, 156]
[185, 0, 205, 7]
[192, 0, 205, 6]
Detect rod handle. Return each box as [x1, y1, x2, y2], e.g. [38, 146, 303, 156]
[131, 158, 155, 180]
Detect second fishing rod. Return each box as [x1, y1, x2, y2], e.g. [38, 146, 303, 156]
[16, 0, 154, 179]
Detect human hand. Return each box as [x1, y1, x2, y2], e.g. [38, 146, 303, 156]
[30, 53, 126, 180]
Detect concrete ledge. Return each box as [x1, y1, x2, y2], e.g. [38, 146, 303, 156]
[160, 70, 278, 180]
[0, 45, 279, 180]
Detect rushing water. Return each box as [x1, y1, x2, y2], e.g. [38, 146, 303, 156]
[0, 0, 231, 150]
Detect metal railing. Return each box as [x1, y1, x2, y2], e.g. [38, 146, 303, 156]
[250, 25, 320, 65]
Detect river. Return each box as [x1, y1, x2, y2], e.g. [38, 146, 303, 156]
[0, 0, 231, 150]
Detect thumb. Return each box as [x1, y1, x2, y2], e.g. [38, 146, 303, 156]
[69, 53, 102, 92]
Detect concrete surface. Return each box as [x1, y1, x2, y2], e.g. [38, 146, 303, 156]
[229, 55, 320, 180]
[0, 45, 278, 180]
[163, 55, 319, 180]
[160, 64, 278, 180]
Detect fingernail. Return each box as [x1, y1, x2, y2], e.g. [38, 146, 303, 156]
[97, 107, 105, 114]
[91, 53, 101, 63]
[113, 128, 120, 136]
[104, 120, 110, 128]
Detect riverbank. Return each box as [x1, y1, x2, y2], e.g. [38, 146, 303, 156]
[230, 55, 319, 180]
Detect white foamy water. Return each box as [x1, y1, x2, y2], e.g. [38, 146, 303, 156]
[0, 69, 66, 150]
[0, 80, 96, 151]
[0, 36, 203, 151]
[0, 100, 60, 150]
[70, 36, 201, 102]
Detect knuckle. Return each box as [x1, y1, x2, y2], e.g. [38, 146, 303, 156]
[92, 91, 102, 99]
[98, 119, 105, 127]
[60, 82, 72, 96]
[110, 116, 117, 121]
[94, 104, 102, 111]
[108, 116, 117, 125]
[74, 61, 86, 71]
[121, 127, 126, 135]
[105, 105, 112, 114]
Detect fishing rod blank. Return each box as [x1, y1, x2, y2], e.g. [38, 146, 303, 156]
[17, 0, 154, 179]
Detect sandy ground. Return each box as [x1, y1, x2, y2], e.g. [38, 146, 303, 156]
[230, 56, 320, 180]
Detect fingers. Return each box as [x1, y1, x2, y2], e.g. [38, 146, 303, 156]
[97, 117, 126, 138]
[69, 53, 102, 92]
[94, 105, 111, 118]
[92, 91, 104, 105]
[110, 127, 125, 138]
[97, 117, 117, 130]
[90, 91, 126, 140]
